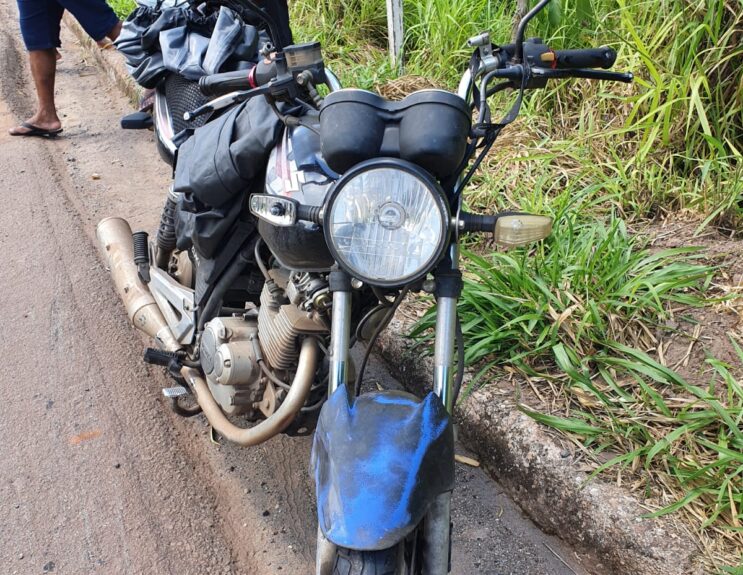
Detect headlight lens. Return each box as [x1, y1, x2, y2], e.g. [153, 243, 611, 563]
[325, 162, 449, 286]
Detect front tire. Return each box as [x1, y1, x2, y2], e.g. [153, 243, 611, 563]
[332, 546, 400, 575]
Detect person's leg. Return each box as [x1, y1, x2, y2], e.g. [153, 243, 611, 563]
[27, 50, 60, 126]
[58, 0, 120, 47]
[10, 0, 64, 135]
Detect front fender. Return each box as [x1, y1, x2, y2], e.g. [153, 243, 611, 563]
[311, 386, 454, 550]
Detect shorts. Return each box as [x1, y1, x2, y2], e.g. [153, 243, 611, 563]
[17, 0, 119, 51]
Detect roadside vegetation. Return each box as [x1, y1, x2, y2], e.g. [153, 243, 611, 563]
[109, 0, 133, 19]
[110, 0, 742, 569]
[289, 0, 743, 569]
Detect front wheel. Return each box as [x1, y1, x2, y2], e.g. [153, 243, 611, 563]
[332, 546, 400, 575]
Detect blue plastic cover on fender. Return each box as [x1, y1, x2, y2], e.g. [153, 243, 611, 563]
[311, 386, 454, 550]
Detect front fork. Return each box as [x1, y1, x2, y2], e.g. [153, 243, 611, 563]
[321, 246, 461, 575]
[424, 244, 460, 575]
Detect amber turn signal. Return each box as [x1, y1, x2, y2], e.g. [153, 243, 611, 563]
[494, 215, 552, 247]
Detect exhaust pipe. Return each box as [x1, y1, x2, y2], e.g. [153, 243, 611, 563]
[97, 217, 181, 352]
[180, 337, 319, 446]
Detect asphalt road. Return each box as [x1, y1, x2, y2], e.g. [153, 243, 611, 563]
[0, 5, 588, 574]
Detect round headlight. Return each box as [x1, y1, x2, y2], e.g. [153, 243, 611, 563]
[324, 160, 450, 286]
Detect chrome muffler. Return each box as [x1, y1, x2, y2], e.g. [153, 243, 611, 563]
[96, 217, 180, 352]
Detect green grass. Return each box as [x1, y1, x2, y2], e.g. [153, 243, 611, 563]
[411, 203, 715, 378]
[109, 0, 134, 19]
[291, 0, 743, 227]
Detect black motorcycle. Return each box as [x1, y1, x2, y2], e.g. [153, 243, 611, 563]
[103, 0, 632, 572]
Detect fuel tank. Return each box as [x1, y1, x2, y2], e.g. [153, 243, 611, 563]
[259, 125, 337, 272]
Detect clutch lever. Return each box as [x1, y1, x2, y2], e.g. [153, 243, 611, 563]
[531, 67, 634, 83]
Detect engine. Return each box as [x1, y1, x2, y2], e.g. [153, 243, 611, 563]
[199, 271, 330, 419]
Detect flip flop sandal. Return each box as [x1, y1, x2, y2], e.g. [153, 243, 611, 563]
[10, 122, 63, 138]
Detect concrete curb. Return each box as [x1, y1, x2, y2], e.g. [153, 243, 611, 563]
[63, 15, 705, 575]
[378, 319, 703, 575]
[63, 13, 141, 108]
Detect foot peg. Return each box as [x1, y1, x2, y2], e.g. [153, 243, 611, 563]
[144, 347, 178, 366]
[121, 111, 153, 129]
[144, 348, 187, 384]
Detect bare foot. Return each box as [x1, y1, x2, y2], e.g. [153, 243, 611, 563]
[9, 113, 62, 136]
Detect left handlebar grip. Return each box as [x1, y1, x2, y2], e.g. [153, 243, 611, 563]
[552, 46, 617, 69]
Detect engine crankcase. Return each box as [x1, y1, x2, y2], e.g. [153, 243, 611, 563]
[200, 317, 264, 416]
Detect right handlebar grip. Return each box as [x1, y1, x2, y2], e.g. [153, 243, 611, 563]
[198, 60, 278, 97]
[199, 70, 252, 97]
[553, 46, 617, 69]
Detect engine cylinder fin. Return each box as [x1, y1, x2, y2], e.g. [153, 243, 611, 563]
[258, 286, 300, 370]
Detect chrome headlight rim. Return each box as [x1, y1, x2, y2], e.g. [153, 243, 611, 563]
[323, 158, 451, 288]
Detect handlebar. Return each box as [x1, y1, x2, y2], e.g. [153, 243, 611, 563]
[198, 60, 277, 97]
[550, 46, 617, 70]
[199, 69, 251, 97]
[467, 36, 632, 96]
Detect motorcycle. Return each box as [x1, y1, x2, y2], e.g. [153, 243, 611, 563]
[103, 0, 632, 572]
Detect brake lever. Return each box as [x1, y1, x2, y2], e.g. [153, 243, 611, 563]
[184, 85, 271, 122]
[531, 67, 634, 83]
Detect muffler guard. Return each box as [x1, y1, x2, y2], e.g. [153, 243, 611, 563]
[311, 386, 454, 550]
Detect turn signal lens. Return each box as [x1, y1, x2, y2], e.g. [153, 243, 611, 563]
[494, 215, 552, 247]
[249, 195, 297, 227]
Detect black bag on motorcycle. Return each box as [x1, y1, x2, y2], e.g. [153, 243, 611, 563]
[115, 4, 262, 88]
[172, 97, 283, 299]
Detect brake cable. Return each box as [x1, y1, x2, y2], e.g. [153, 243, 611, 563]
[454, 57, 530, 198]
[354, 286, 411, 397]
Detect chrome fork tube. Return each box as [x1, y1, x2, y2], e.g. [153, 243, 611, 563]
[432, 244, 460, 413]
[328, 283, 352, 396]
[433, 294, 458, 413]
[316, 525, 337, 575]
[426, 243, 460, 575]
[317, 275, 352, 575]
